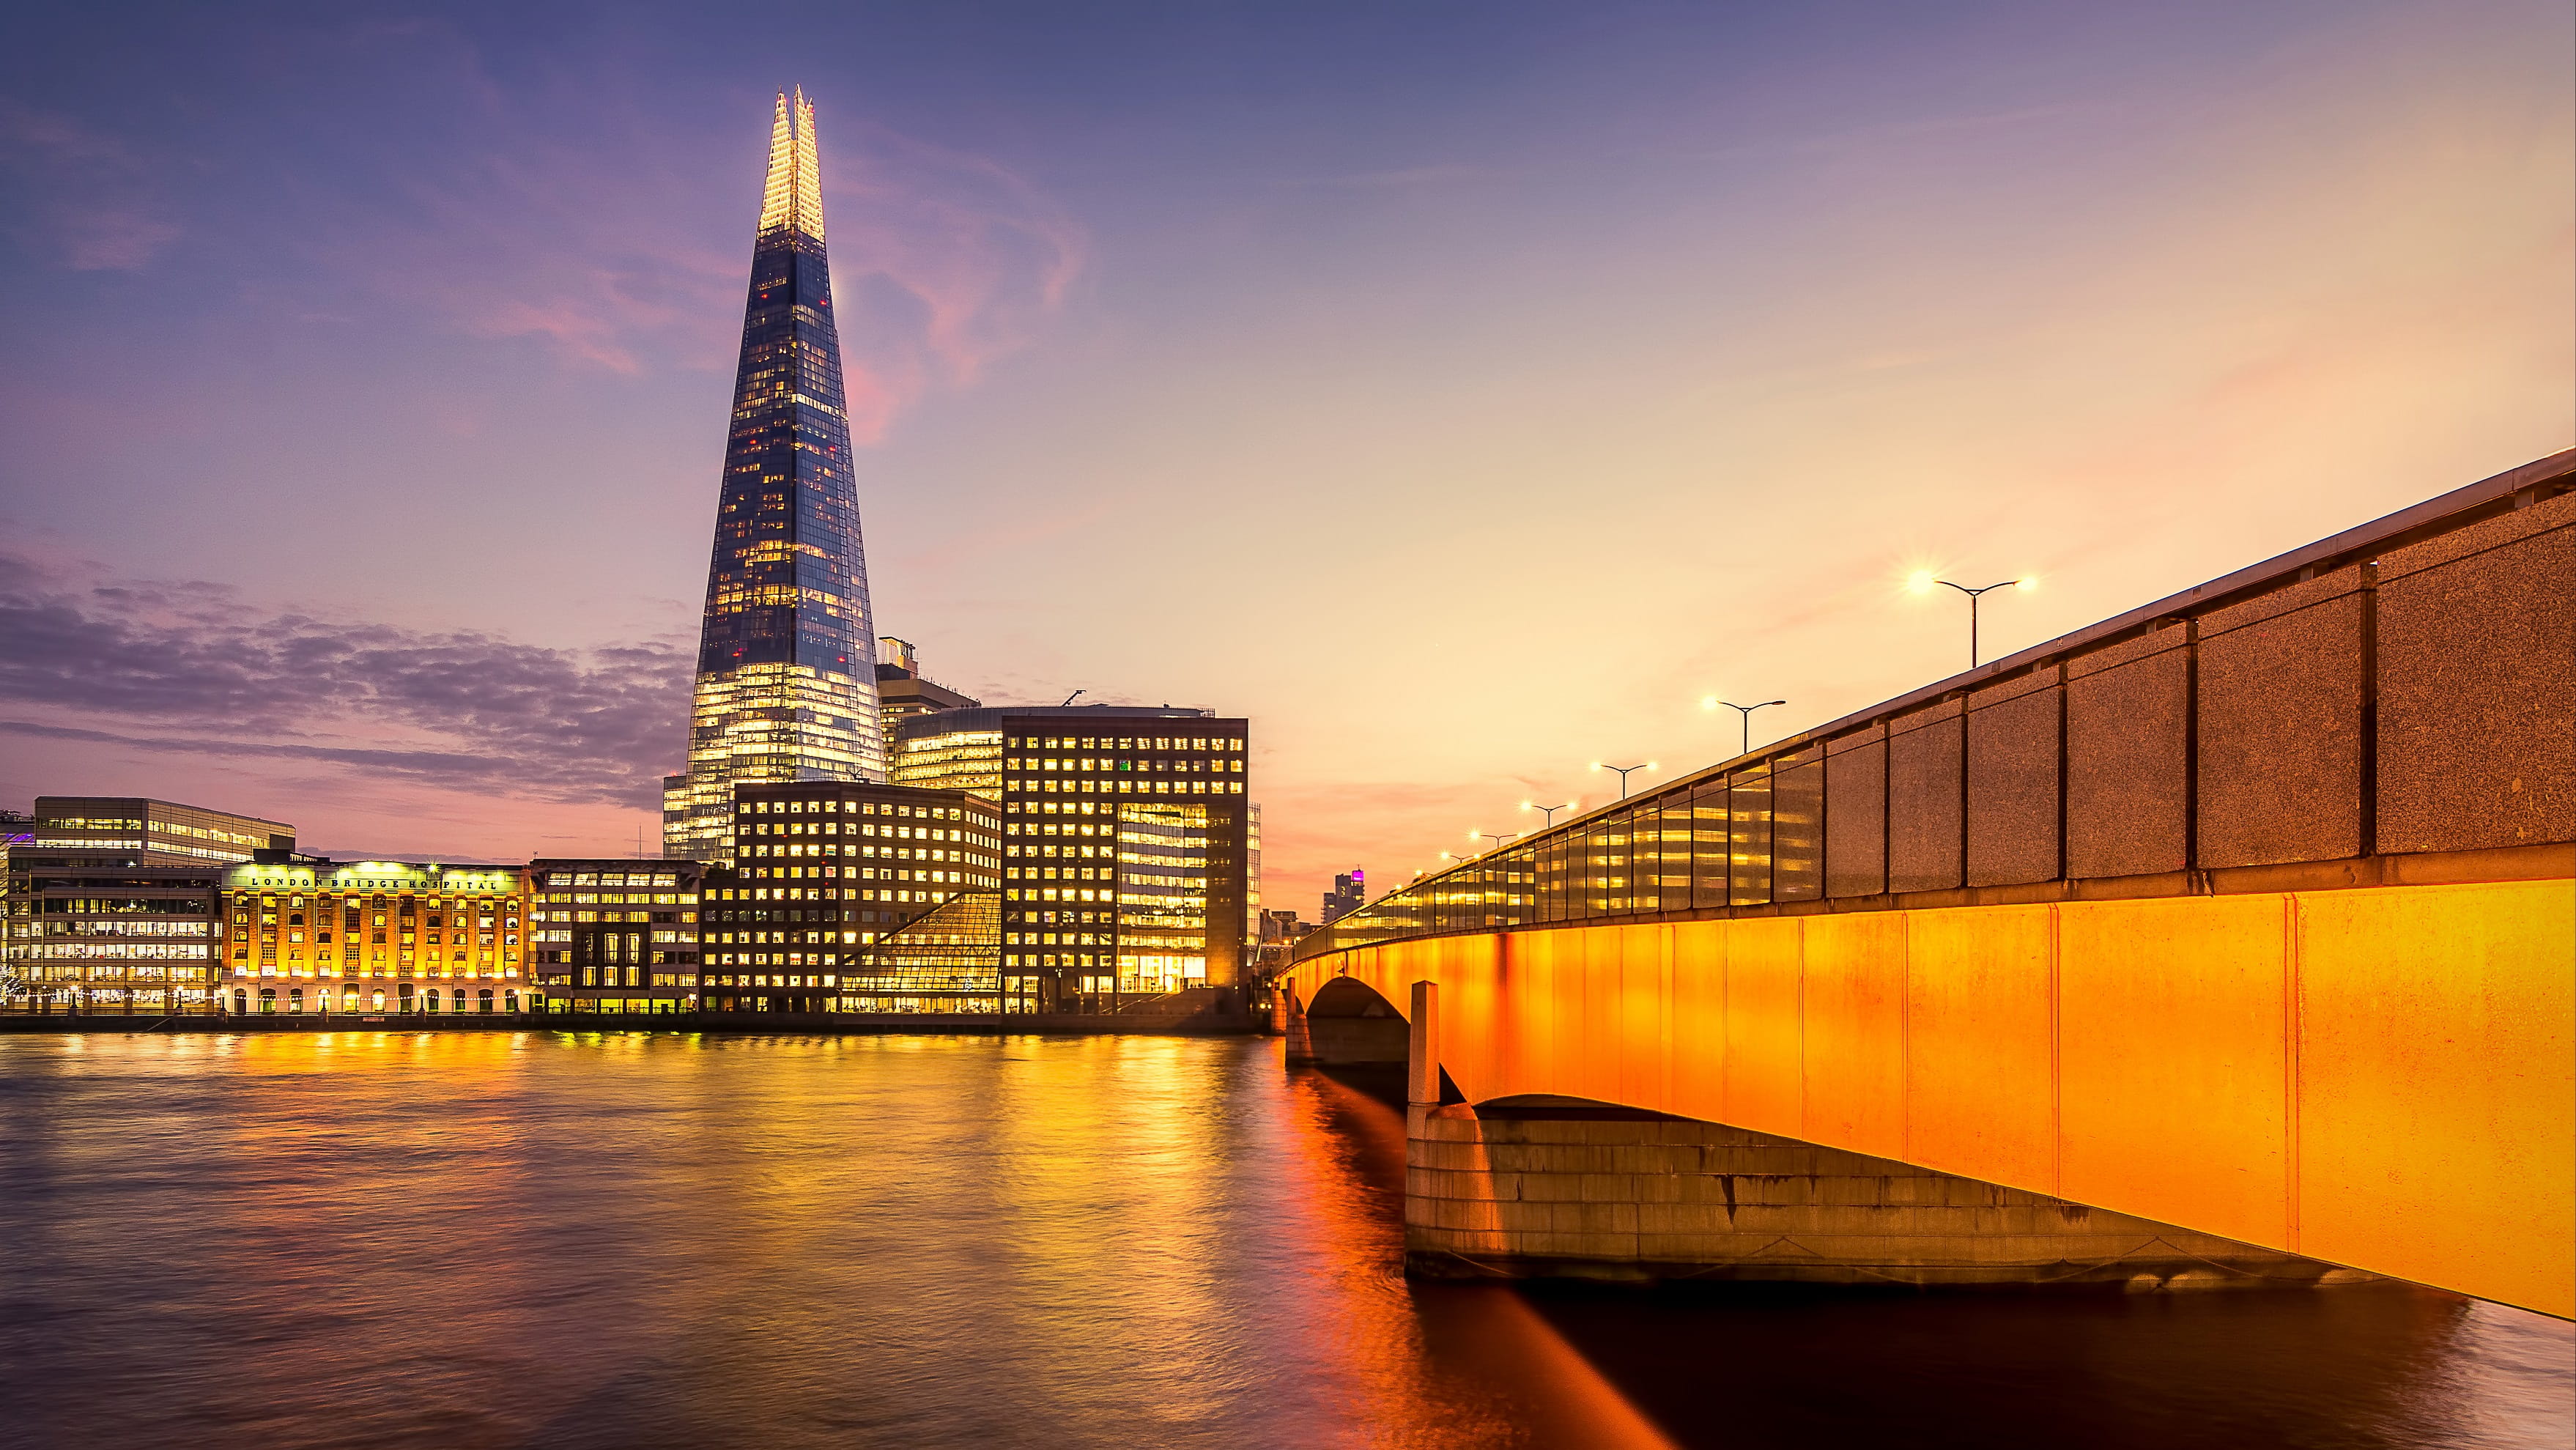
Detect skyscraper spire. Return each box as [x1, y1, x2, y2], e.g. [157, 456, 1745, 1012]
[664, 89, 881, 864]
[757, 91, 793, 234]
[793, 87, 825, 243]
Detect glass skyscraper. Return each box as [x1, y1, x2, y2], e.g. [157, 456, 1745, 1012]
[665, 89, 884, 865]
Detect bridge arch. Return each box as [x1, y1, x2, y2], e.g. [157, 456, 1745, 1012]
[1303, 974, 1403, 1019]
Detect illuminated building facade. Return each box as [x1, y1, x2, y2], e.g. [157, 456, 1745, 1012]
[217, 860, 527, 1016]
[1246, 801, 1263, 944]
[700, 780, 1004, 1013]
[874, 637, 982, 741]
[664, 88, 884, 865]
[889, 706, 1250, 1007]
[1322, 869, 1366, 923]
[2, 797, 292, 1015]
[525, 859, 703, 1013]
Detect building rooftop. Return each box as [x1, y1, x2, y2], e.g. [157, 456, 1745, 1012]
[892, 703, 1229, 739]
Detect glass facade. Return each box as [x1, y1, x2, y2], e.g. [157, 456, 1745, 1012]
[525, 860, 703, 1012]
[4, 798, 295, 1016]
[891, 707, 1252, 1006]
[697, 782, 1005, 1013]
[665, 89, 883, 865]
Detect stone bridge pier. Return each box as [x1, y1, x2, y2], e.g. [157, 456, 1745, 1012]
[1374, 981, 2363, 1291]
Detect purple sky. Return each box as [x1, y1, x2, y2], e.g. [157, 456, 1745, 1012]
[2, 1, 2569, 910]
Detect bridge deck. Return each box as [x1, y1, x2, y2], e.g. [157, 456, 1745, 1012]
[1292, 875, 2570, 1316]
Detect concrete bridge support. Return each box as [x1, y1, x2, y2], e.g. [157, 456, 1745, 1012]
[1396, 982, 2358, 1290]
[1404, 1103, 2362, 1288]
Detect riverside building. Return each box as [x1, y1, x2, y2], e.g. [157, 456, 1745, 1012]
[217, 859, 526, 1016]
[874, 637, 980, 741]
[888, 706, 1251, 1007]
[2, 796, 292, 1016]
[664, 89, 887, 865]
[700, 780, 1004, 1013]
[525, 859, 703, 1013]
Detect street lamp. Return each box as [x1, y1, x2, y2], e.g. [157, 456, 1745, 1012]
[1521, 800, 1574, 828]
[1911, 572, 2036, 668]
[1592, 761, 1655, 799]
[1472, 830, 1520, 854]
[1706, 698, 1786, 758]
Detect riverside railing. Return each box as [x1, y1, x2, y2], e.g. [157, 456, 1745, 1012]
[1297, 451, 2575, 960]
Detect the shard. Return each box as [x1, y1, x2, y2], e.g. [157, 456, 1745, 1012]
[664, 89, 882, 865]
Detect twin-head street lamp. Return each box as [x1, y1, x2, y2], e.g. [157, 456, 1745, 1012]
[1521, 800, 1575, 828]
[1592, 761, 1656, 799]
[1703, 697, 1786, 758]
[1909, 571, 2038, 669]
[1469, 830, 1520, 854]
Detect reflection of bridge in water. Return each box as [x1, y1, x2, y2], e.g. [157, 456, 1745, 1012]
[1285, 451, 2573, 1318]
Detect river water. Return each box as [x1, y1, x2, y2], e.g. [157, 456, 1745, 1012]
[0, 1033, 2563, 1449]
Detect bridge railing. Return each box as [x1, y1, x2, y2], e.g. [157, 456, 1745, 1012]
[1299, 451, 2575, 961]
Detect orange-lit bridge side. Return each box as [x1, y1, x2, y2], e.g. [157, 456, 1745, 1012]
[1287, 877, 2573, 1319]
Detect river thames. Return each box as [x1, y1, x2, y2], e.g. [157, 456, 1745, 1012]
[0, 1033, 2564, 1449]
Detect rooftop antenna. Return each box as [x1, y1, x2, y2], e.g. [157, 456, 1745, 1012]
[1062, 689, 1086, 706]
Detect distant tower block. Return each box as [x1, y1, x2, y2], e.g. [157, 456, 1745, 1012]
[1323, 868, 1366, 923]
[665, 89, 884, 865]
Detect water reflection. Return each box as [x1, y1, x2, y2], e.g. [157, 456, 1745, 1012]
[0, 1035, 2561, 1450]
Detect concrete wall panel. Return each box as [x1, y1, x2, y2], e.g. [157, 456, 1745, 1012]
[2065, 639, 2189, 878]
[1722, 918, 1804, 1139]
[2198, 575, 2364, 867]
[2377, 512, 2576, 853]
[1615, 923, 1664, 1110]
[2293, 881, 2575, 1312]
[1507, 930, 1560, 1101]
[1444, 933, 1504, 1099]
[1966, 676, 2061, 887]
[1824, 733, 1887, 898]
[1799, 914, 1909, 1161]
[1904, 904, 2057, 1192]
[1572, 925, 1621, 1106]
[2057, 895, 2290, 1249]
[1887, 706, 1964, 893]
[1668, 921, 1727, 1120]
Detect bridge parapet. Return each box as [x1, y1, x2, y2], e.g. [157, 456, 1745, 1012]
[1287, 453, 2575, 1317]
[1297, 451, 2572, 955]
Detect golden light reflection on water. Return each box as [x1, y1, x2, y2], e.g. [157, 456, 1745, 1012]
[0, 1033, 2562, 1450]
[0, 1032, 1670, 1448]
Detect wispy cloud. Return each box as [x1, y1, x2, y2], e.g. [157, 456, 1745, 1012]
[823, 119, 1089, 440]
[0, 102, 183, 271]
[0, 550, 688, 809]
[295, 94, 1086, 440]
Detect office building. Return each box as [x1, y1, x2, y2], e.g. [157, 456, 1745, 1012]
[3, 797, 292, 1016]
[525, 859, 704, 1013]
[1258, 909, 1312, 944]
[1246, 802, 1263, 944]
[664, 89, 886, 865]
[889, 706, 1251, 1006]
[700, 780, 1004, 1013]
[875, 637, 982, 740]
[1322, 868, 1367, 923]
[218, 859, 527, 1015]
[1247, 907, 1311, 976]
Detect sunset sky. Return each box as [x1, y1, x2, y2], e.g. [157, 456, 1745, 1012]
[2, 1, 2569, 911]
